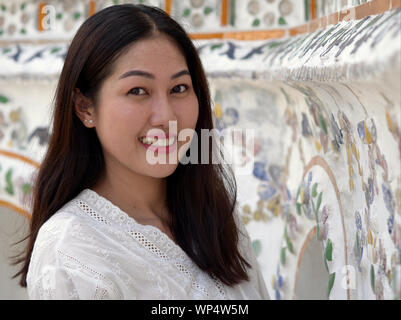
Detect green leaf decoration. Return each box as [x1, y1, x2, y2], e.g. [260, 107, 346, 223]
[370, 264, 375, 293]
[296, 202, 302, 215]
[325, 238, 333, 261]
[312, 183, 318, 198]
[20, 3, 26, 10]
[210, 43, 224, 51]
[5, 169, 14, 195]
[324, 255, 329, 273]
[284, 206, 290, 221]
[316, 224, 320, 241]
[281, 247, 286, 265]
[252, 18, 260, 27]
[252, 240, 262, 257]
[20, 28, 26, 34]
[22, 183, 32, 195]
[73, 12, 81, 20]
[302, 205, 308, 217]
[304, 0, 309, 21]
[268, 41, 282, 49]
[278, 17, 287, 25]
[316, 192, 323, 213]
[0, 95, 9, 103]
[183, 8, 191, 17]
[51, 47, 61, 54]
[327, 272, 336, 298]
[229, 0, 235, 25]
[296, 185, 301, 200]
[1, 4, 6, 11]
[204, 7, 213, 15]
[319, 114, 328, 135]
[314, 207, 319, 224]
[56, 13, 63, 20]
[285, 228, 295, 254]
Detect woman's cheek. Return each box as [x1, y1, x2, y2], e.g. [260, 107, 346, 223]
[181, 96, 199, 121]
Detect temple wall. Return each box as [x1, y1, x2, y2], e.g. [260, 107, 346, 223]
[199, 8, 401, 299]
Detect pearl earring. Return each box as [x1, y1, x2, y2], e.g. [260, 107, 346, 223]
[85, 119, 94, 124]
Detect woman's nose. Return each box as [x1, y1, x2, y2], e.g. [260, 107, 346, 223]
[149, 94, 177, 128]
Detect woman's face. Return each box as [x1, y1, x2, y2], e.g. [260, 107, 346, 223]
[91, 34, 199, 178]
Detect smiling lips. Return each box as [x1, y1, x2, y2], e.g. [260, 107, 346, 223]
[138, 134, 177, 154]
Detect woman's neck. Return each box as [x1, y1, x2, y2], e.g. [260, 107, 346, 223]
[91, 167, 169, 223]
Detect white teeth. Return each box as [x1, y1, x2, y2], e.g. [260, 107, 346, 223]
[152, 137, 175, 147]
[140, 137, 157, 144]
[140, 137, 175, 146]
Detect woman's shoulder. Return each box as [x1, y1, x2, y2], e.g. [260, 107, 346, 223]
[26, 194, 119, 297]
[30, 216, 75, 266]
[35, 188, 109, 239]
[29, 191, 108, 268]
[26, 202, 123, 299]
[34, 197, 92, 247]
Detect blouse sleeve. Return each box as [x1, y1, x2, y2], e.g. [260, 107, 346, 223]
[27, 262, 119, 300]
[26, 218, 121, 300]
[234, 210, 271, 300]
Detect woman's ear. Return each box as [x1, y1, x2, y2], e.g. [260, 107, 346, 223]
[74, 88, 96, 127]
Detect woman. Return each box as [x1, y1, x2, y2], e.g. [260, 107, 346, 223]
[14, 4, 269, 299]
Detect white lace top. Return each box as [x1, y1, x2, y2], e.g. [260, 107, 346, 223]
[26, 189, 270, 300]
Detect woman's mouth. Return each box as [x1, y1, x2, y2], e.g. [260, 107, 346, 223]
[138, 135, 177, 154]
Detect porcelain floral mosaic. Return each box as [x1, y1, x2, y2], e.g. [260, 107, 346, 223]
[201, 8, 400, 300]
[0, 0, 376, 39]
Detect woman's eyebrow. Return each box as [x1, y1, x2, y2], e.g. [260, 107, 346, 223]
[118, 69, 190, 80]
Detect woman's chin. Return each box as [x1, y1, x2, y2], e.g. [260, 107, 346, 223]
[143, 162, 180, 178]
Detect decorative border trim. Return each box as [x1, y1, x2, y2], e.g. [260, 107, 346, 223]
[0, 0, 399, 45]
[0, 149, 40, 169]
[189, 29, 286, 40]
[293, 155, 350, 300]
[0, 149, 37, 218]
[293, 225, 317, 299]
[221, 0, 229, 27]
[0, 199, 30, 219]
[291, 0, 401, 36]
[165, 0, 172, 16]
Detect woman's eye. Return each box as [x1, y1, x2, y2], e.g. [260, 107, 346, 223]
[128, 87, 147, 95]
[128, 85, 188, 96]
[172, 84, 188, 93]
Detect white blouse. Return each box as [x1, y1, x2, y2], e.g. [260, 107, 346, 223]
[26, 189, 270, 300]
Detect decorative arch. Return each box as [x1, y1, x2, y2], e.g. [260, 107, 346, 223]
[293, 155, 350, 300]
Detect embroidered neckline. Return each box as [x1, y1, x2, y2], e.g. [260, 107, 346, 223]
[74, 188, 228, 298]
[76, 188, 189, 260]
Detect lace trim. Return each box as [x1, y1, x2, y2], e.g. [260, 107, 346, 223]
[77, 191, 186, 260]
[211, 273, 227, 297]
[57, 250, 121, 299]
[74, 189, 227, 299]
[128, 230, 169, 260]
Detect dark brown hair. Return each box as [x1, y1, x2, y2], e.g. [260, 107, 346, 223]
[13, 4, 251, 287]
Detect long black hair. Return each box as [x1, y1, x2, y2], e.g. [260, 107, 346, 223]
[13, 4, 251, 287]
